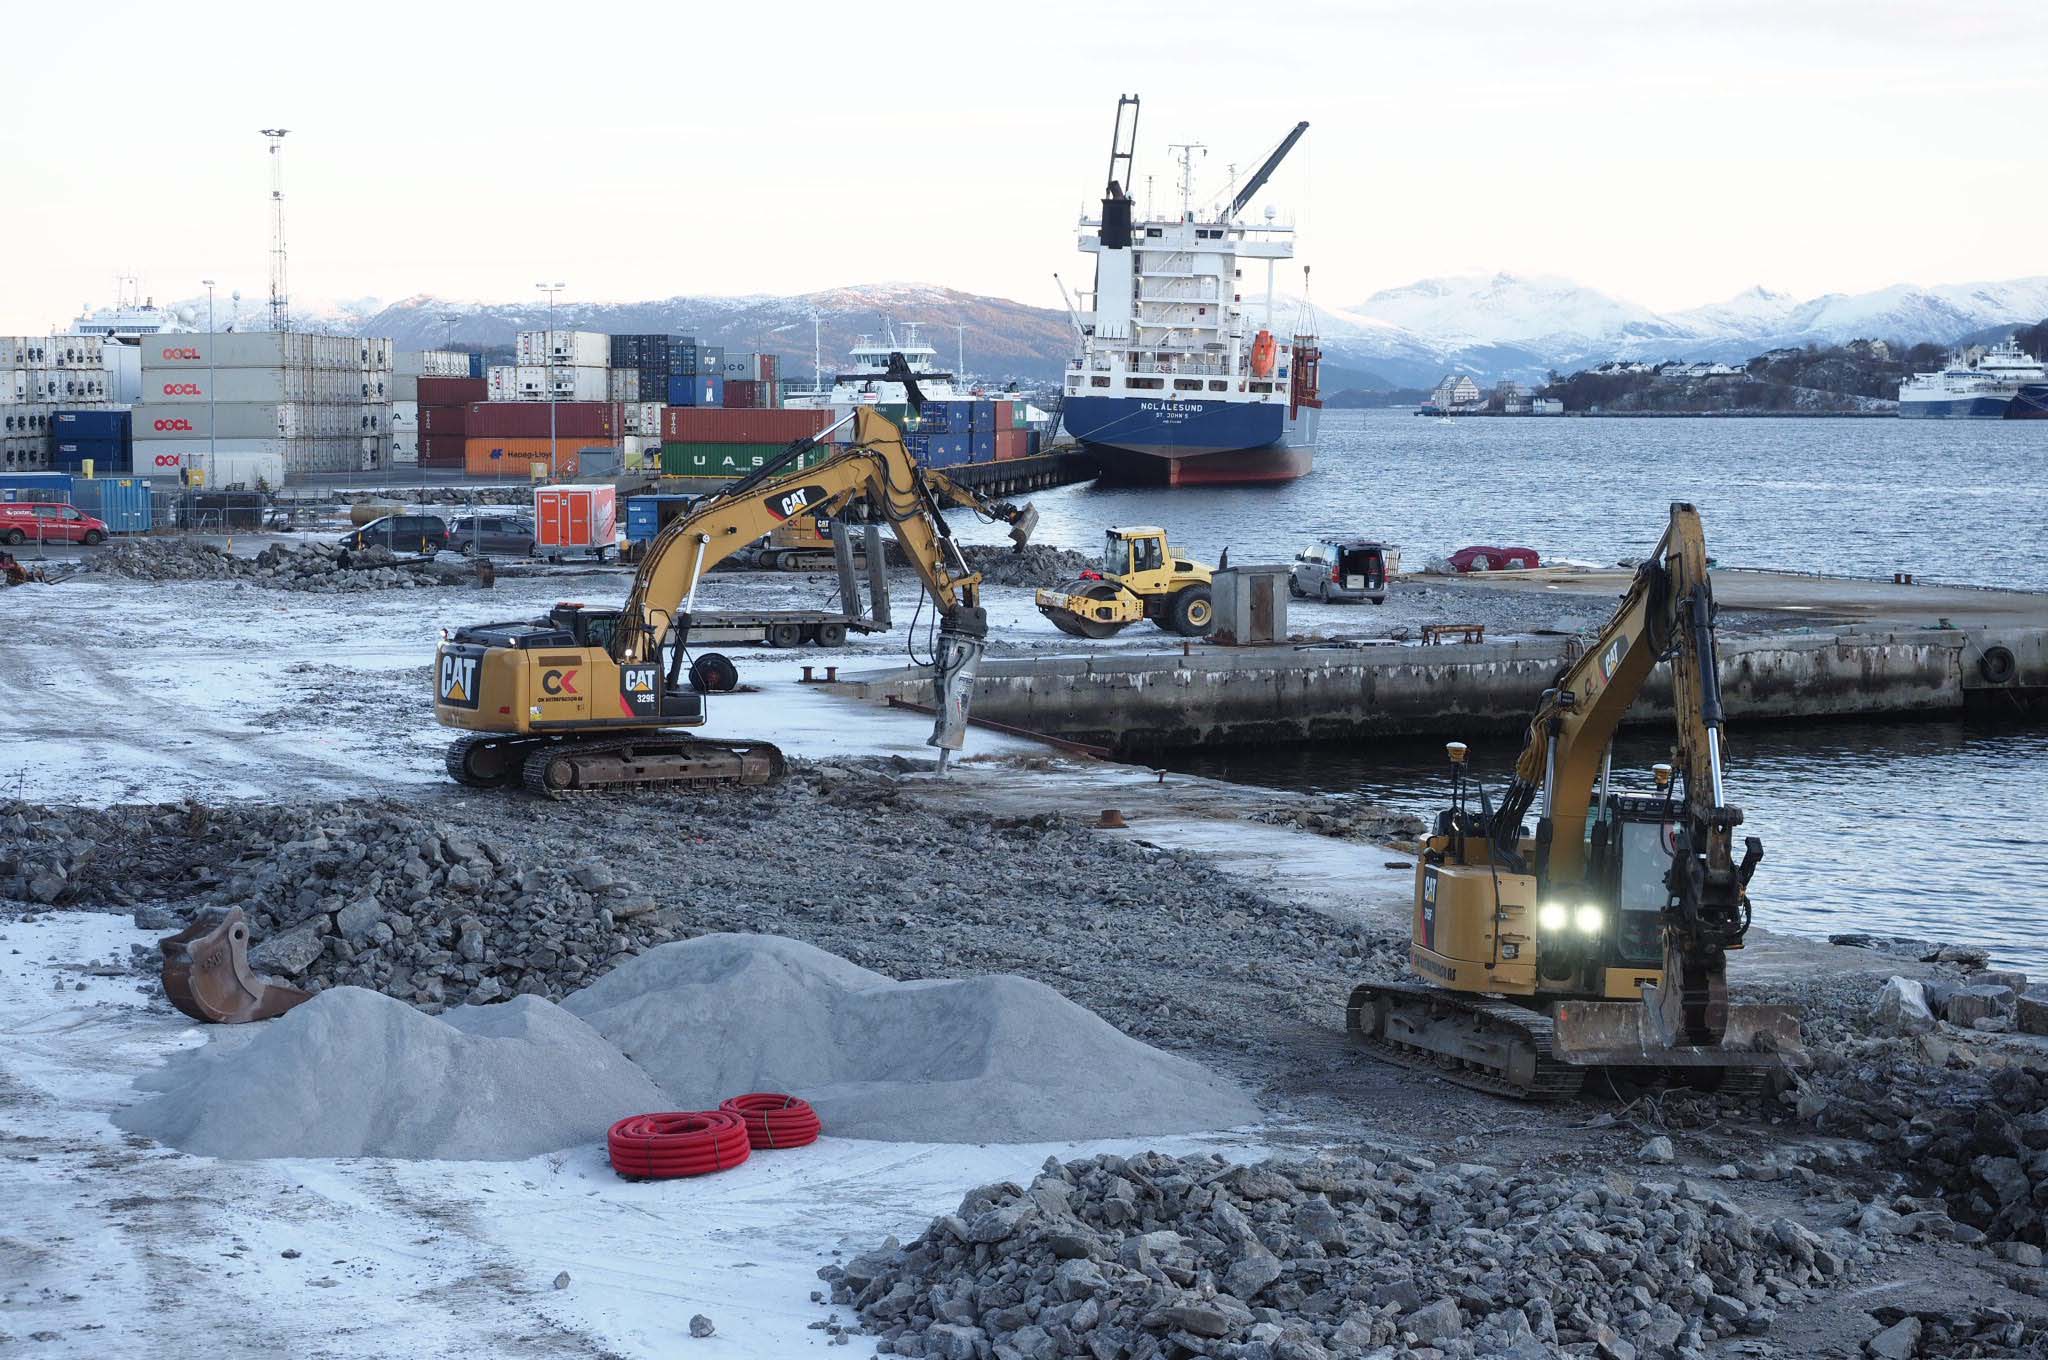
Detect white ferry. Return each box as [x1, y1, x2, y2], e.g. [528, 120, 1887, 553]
[1898, 338, 2048, 419]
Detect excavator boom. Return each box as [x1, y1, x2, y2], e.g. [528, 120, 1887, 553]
[432, 404, 1034, 794]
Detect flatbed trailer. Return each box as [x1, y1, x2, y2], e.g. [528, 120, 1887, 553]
[685, 610, 882, 648]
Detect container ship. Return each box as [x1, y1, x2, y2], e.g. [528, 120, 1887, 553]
[1898, 338, 2048, 419]
[1058, 96, 1320, 486]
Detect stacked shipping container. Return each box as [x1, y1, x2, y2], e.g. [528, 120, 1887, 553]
[464, 401, 619, 478]
[658, 407, 832, 477]
[3, 334, 123, 472]
[417, 377, 487, 468]
[133, 333, 394, 485]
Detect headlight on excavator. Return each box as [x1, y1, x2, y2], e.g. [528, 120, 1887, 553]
[1537, 903, 1569, 932]
[1574, 905, 1605, 935]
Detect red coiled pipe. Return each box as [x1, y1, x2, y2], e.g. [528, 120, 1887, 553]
[720, 1092, 823, 1150]
[607, 1110, 752, 1178]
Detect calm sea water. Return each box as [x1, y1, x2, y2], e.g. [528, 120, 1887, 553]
[955, 411, 2048, 971]
[958, 407, 2048, 588]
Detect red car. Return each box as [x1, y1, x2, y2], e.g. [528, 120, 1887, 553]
[1447, 545, 1541, 572]
[0, 502, 109, 545]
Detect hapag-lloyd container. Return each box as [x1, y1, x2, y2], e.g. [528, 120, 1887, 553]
[144, 367, 373, 403]
[140, 332, 372, 371]
[661, 407, 831, 443]
[466, 401, 618, 439]
[464, 437, 587, 478]
[514, 330, 608, 367]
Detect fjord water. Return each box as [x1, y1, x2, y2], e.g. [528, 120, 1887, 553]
[982, 410, 2048, 969]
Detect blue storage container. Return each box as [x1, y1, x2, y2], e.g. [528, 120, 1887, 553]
[923, 435, 972, 467]
[0, 472, 74, 502]
[666, 375, 696, 407]
[698, 375, 725, 407]
[68, 477, 153, 533]
[626, 494, 698, 544]
[51, 438, 128, 473]
[53, 409, 132, 442]
[467, 352, 486, 378]
[969, 429, 995, 461]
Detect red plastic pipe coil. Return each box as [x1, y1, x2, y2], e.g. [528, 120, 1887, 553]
[607, 1110, 753, 1178]
[720, 1092, 823, 1150]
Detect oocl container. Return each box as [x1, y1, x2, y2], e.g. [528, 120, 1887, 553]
[140, 332, 366, 371]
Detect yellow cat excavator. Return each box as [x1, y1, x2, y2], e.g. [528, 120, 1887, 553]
[1347, 502, 1805, 1097]
[432, 394, 1036, 797]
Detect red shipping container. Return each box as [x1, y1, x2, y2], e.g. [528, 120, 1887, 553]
[725, 379, 760, 409]
[533, 484, 618, 553]
[662, 407, 832, 443]
[757, 354, 779, 382]
[994, 429, 1032, 460]
[467, 401, 617, 439]
[419, 403, 469, 435]
[420, 433, 467, 467]
[995, 401, 1016, 430]
[418, 376, 486, 406]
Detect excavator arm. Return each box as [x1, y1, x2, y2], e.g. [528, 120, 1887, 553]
[612, 405, 1035, 758]
[1491, 502, 1761, 1048]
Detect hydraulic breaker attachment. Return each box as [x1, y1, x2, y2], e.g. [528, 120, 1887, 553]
[930, 604, 989, 770]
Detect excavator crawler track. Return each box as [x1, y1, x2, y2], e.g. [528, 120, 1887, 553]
[1346, 980, 1585, 1101]
[446, 734, 540, 788]
[519, 734, 786, 798]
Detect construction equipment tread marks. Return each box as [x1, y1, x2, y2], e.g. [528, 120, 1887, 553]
[519, 734, 786, 799]
[1346, 980, 1585, 1101]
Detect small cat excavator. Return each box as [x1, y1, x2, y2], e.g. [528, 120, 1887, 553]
[432, 366, 1036, 796]
[1347, 502, 1805, 1098]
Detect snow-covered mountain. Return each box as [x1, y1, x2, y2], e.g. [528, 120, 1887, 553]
[144, 272, 2048, 390]
[1318, 271, 2048, 385]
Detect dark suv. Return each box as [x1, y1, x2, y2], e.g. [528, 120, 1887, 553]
[446, 514, 536, 556]
[341, 514, 448, 553]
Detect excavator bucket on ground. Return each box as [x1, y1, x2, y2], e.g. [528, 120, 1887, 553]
[159, 907, 313, 1024]
[1551, 989, 1806, 1071]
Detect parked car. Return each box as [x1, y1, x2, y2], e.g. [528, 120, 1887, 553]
[445, 514, 536, 557]
[340, 513, 448, 554]
[1289, 538, 1389, 604]
[0, 502, 108, 546]
[1447, 545, 1540, 573]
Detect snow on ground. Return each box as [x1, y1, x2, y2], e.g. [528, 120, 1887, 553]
[0, 912, 1261, 1358]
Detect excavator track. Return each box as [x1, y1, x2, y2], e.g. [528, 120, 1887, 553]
[519, 733, 786, 798]
[446, 734, 543, 788]
[1346, 980, 1585, 1101]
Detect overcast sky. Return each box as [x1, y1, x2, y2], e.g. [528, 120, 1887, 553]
[3, 0, 2042, 331]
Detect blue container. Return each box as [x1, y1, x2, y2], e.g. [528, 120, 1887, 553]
[51, 439, 128, 473]
[467, 352, 486, 378]
[969, 429, 995, 461]
[669, 348, 698, 377]
[68, 477, 153, 533]
[970, 400, 996, 432]
[923, 435, 972, 468]
[698, 347, 724, 372]
[666, 375, 696, 407]
[697, 375, 725, 407]
[0, 472, 74, 502]
[626, 493, 697, 544]
[53, 409, 132, 442]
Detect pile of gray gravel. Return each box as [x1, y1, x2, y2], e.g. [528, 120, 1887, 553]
[563, 934, 1261, 1143]
[826, 1149, 1879, 1360]
[115, 988, 667, 1160]
[961, 544, 1095, 588]
[82, 537, 460, 591]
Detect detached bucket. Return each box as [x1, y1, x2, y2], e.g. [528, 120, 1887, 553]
[1552, 991, 1805, 1070]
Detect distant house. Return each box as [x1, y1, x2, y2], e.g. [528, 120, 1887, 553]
[1430, 375, 1482, 410]
[1531, 397, 1564, 415]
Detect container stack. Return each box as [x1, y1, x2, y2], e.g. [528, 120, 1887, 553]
[391, 351, 468, 468]
[659, 407, 832, 477]
[417, 376, 487, 469]
[465, 401, 619, 479]
[716, 353, 780, 408]
[814, 398, 1035, 467]
[50, 410, 133, 475]
[4, 334, 122, 472]
[516, 330, 609, 400]
[132, 333, 395, 487]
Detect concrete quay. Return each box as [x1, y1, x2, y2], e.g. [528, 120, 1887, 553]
[845, 570, 2048, 753]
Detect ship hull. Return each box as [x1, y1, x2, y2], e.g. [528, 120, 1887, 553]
[1898, 395, 2013, 419]
[1063, 396, 1317, 485]
[2007, 384, 2048, 419]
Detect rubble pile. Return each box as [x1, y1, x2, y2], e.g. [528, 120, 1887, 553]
[826, 1150, 1877, 1360]
[961, 544, 1095, 588]
[1247, 801, 1426, 843]
[1, 800, 684, 1007]
[83, 538, 459, 591]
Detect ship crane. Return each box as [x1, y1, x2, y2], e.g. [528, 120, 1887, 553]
[1226, 120, 1310, 219]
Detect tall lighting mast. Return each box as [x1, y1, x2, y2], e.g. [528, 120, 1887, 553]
[259, 128, 290, 330]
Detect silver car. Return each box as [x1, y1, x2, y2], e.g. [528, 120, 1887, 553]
[1290, 539, 1388, 604]
[446, 514, 536, 556]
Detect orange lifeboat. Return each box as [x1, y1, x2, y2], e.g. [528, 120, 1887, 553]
[1249, 329, 1277, 379]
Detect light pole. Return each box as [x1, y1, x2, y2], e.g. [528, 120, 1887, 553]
[203, 279, 216, 482]
[537, 282, 564, 477]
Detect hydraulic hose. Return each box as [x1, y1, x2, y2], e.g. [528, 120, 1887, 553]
[720, 1093, 823, 1150]
[607, 1110, 753, 1179]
